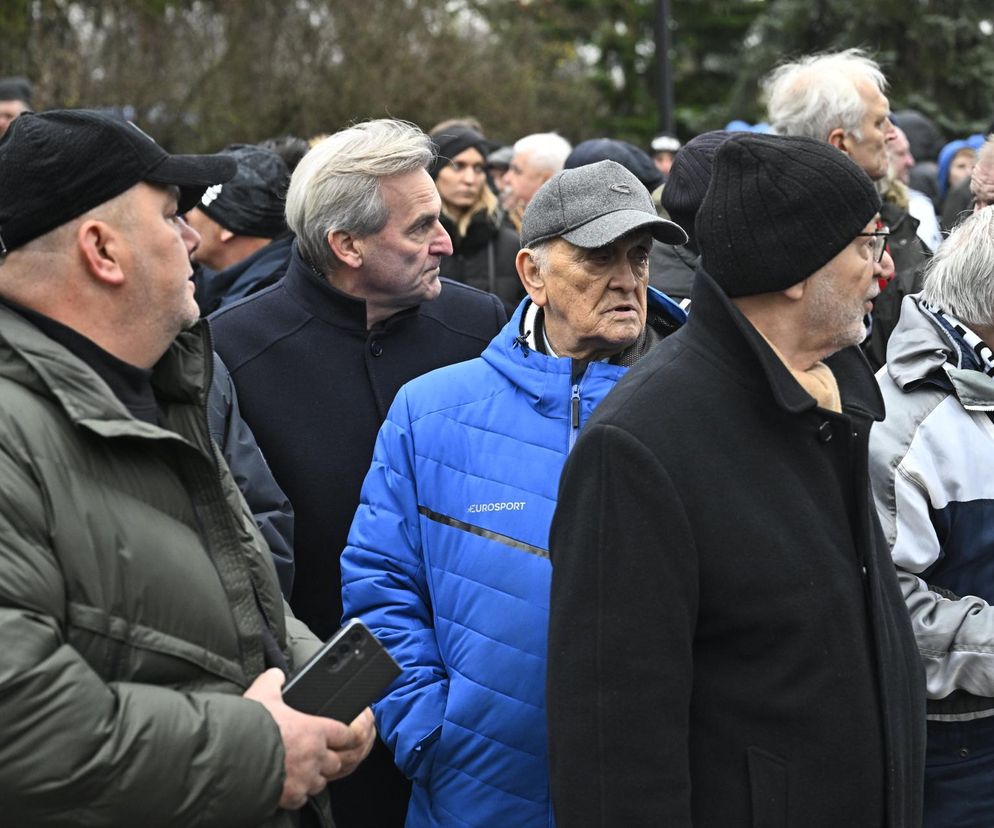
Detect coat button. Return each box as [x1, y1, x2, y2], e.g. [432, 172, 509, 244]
[959, 747, 971, 758]
[818, 421, 833, 443]
[369, 340, 383, 357]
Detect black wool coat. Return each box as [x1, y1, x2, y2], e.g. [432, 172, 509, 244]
[210, 243, 506, 827]
[547, 268, 925, 828]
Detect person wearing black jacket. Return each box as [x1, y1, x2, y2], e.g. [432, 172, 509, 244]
[187, 143, 293, 315]
[429, 125, 522, 313]
[210, 119, 506, 828]
[547, 134, 925, 827]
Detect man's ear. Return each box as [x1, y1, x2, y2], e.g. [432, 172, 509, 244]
[219, 227, 236, 243]
[76, 219, 126, 286]
[328, 229, 363, 269]
[827, 127, 849, 154]
[517, 248, 547, 307]
[783, 279, 806, 302]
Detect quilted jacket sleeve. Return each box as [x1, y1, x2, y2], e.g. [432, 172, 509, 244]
[0, 444, 287, 827]
[340, 387, 448, 784]
[885, 458, 994, 699]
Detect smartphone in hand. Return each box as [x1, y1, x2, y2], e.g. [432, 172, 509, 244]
[282, 618, 400, 723]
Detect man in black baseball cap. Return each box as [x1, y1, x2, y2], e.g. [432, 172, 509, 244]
[0, 108, 375, 825]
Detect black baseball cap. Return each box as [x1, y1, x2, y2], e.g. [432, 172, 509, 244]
[0, 109, 237, 254]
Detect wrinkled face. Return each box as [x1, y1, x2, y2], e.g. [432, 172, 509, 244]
[949, 149, 976, 191]
[0, 99, 29, 138]
[531, 230, 652, 361]
[505, 151, 551, 211]
[846, 82, 895, 181]
[802, 217, 882, 354]
[887, 131, 915, 184]
[184, 207, 227, 271]
[117, 184, 202, 356]
[434, 147, 487, 212]
[356, 168, 453, 311]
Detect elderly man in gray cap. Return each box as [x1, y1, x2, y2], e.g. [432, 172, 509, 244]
[339, 159, 687, 826]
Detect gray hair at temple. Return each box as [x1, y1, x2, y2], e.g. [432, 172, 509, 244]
[764, 49, 888, 142]
[285, 119, 434, 274]
[922, 206, 994, 329]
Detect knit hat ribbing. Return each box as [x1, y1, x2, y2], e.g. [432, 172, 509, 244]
[661, 130, 732, 248]
[695, 133, 880, 297]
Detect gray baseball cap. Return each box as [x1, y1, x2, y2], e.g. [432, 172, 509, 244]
[520, 159, 687, 249]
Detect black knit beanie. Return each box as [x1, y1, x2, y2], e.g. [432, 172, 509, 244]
[197, 144, 289, 239]
[429, 126, 489, 179]
[696, 133, 881, 297]
[661, 130, 732, 251]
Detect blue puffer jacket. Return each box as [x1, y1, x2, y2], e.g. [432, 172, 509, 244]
[341, 290, 685, 827]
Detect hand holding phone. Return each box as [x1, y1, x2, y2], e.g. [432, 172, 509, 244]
[282, 619, 400, 723]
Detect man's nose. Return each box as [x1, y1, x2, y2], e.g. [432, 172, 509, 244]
[179, 215, 201, 255]
[432, 221, 453, 256]
[610, 261, 641, 289]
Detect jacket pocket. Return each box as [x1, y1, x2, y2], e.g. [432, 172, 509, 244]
[410, 723, 443, 785]
[747, 746, 787, 828]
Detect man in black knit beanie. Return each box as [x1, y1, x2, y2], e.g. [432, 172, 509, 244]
[547, 132, 925, 828]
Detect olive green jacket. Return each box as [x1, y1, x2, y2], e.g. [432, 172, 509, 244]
[0, 305, 325, 827]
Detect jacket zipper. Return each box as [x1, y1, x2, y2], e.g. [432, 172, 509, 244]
[569, 381, 582, 453]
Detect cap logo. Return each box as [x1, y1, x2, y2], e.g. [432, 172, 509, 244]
[201, 183, 222, 207]
[610, 183, 631, 194]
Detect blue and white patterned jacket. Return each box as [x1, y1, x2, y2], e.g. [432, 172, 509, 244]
[341, 291, 685, 827]
[870, 293, 994, 720]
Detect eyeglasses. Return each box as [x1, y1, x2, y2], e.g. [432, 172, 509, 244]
[856, 228, 891, 263]
[449, 160, 487, 175]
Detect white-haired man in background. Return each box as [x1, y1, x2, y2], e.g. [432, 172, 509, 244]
[502, 131, 572, 228]
[870, 205, 994, 827]
[765, 48, 932, 370]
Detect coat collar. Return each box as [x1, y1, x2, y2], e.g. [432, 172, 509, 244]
[688, 266, 885, 421]
[485, 291, 685, 418]
[0, 302, 213, 440]
[886, 291, 994, 409]
[282, 241, 421, 332]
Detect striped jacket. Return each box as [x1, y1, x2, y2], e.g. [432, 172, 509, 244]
[341, 291, 685, 827]
[870, 293, 994, 719]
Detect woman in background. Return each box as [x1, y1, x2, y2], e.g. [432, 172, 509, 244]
[429, 124, 522, 313]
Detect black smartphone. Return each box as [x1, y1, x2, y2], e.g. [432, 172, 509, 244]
[282, 618, 400, 723]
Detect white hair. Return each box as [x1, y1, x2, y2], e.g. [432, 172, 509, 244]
[512, 132, 572, 174]
[922, 206, 994, 328]
[285, 119, 434, 273]
[764, 49, 888, 141]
